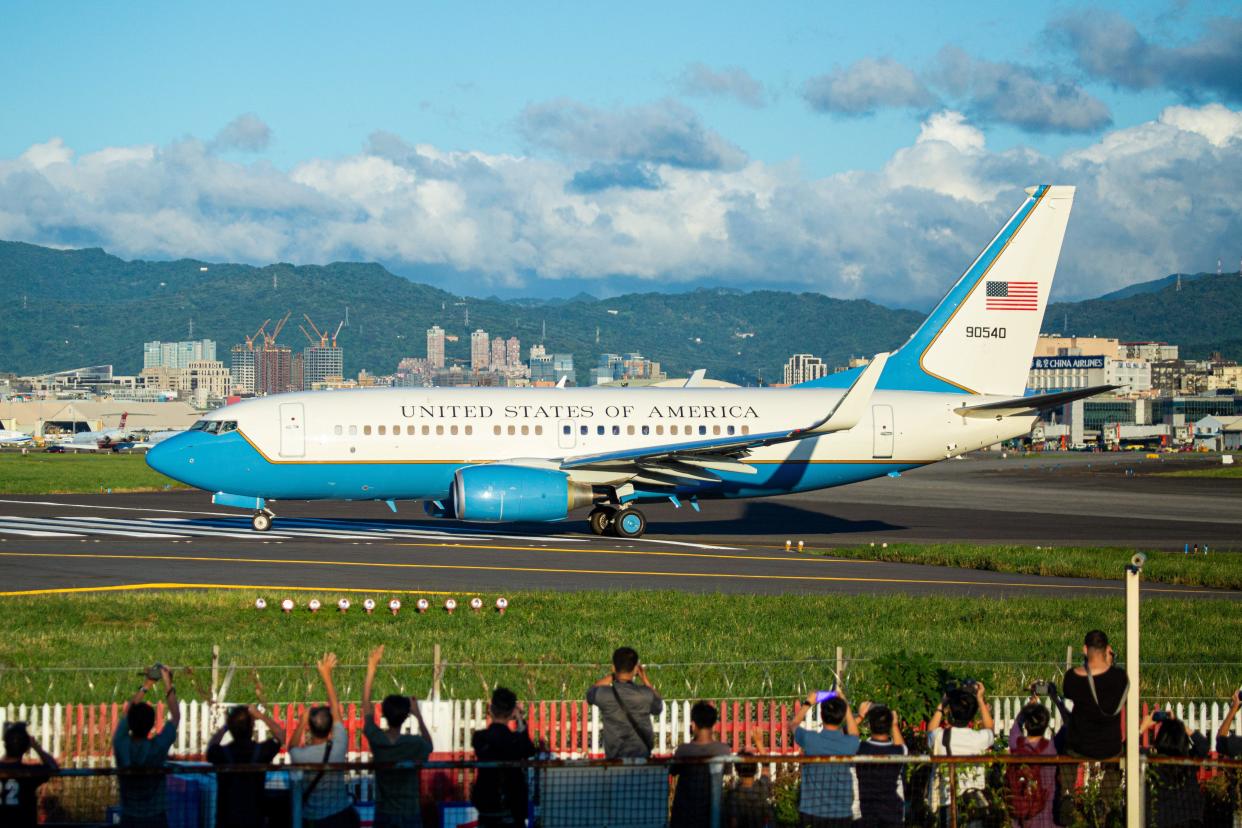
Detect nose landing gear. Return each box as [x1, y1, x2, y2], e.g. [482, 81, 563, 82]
[251, 509, 275, 532]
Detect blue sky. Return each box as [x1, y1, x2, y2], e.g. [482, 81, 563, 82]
[3, 1, 1241, 305]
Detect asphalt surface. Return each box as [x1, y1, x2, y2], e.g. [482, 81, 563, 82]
[0, 452, 1237, 599]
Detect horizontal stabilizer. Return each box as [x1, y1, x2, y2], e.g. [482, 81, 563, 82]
[954, 385, 1118, 418]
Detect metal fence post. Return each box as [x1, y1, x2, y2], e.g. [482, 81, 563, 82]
[948, 762, 959, 828]
[1125, 553, 1145, 828]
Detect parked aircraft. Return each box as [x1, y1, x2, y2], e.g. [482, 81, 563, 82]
[0, 429, 33, 445]
[57, 413, 144, 452]
[149, 185, 1109, 536]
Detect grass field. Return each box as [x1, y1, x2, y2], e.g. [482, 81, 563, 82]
[0, 589, 1237, 704]
[806, 544, 1242, 589]
[1154, 464, 1242, 479]
[0, 452, 188, 494]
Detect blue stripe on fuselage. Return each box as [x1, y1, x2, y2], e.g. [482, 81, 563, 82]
[147, 430, 921, 506]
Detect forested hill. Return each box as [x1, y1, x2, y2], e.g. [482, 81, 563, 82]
[1, 241, 1238, 383]
[1046, 271, 1242, 359]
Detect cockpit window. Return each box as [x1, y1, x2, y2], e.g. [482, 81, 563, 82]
[204, 421, 222, 434]
[190, 420, 209, 431]
[219, 421, 238, 433]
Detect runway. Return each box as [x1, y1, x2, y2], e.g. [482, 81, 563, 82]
[0, 453, 1236, 598]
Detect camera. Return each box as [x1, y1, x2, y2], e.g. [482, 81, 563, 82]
[3, 721, 27, 736]
[1130, 552, 1147, 570]
[960, 679, 980, 692]
[1152, 710, 1171, 723]
[138, 663, 166, 681]
[1031, 680, 1055, 696]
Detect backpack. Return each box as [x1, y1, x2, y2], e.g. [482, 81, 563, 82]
[1005, 738, 1051, 820]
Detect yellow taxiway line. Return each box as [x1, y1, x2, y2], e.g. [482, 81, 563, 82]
[0, 582, 457, 597]
[0, 550, 1224, 595]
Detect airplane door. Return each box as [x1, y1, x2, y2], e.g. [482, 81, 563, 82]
[872, 405, 894, 458]
[279, 403, 305, 458]
[557, 419, 576, 449]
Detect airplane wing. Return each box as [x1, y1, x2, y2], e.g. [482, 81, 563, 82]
[953, 384, 1118, 418]
[559, 353, 889, 487]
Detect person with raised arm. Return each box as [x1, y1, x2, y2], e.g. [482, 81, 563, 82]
[362, 645, 434, 828]
[289, 653, 357, 828]
[586, 647, 663, 759]
[114, 663, 180, 828]
[1, 721, 59, 827]
[207, 673, 285, 828]
[788, 688, 860, 826]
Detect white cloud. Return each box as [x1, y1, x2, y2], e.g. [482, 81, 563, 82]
[1, 103, 1240, 305]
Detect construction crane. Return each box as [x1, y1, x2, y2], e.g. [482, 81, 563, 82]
[263, 311, 292, 346]
[301, 315, 346, 348]
[243, 319, 271, 351]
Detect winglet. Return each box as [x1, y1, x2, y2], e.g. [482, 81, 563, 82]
[803, 352, 889, 435]
[683, 369, 707, 388]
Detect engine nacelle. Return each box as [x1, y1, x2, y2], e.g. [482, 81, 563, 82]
[453, 464, 594, 522]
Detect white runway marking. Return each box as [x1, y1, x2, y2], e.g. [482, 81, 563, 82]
[0, 502, 740, 551]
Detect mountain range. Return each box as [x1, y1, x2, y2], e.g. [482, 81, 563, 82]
[1, 240, 1239, 385]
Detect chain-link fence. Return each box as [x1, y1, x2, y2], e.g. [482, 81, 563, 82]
[3, 753, 1241, 827]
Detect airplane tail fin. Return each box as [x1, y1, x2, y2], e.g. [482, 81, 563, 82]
[881, 185, 1075, 396]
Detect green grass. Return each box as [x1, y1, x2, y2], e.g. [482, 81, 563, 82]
[1154, 465, 1242, 479]
[0, 589, 1237, 704]
[0, 453, 189, 494]
[806, 544, 1242, 590]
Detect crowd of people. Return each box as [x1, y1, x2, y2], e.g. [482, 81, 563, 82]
[1, 630, 1239, 827]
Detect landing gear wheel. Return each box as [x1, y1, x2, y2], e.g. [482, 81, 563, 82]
[588, 508, 613, 536]
[611, 508, 647, 539]
[251, 511, 273, 532]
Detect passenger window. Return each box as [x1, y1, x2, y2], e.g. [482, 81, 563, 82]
[450, 425, 458, 435]
[378, 425, 386, 435]
[699, 425, 707, 435]
[627, 425, 635, 436]
[713, 425, 721, 436]
[597, 425, 604, 435]
[407, 425, 415, 435]
[348, 425, 358, 436]
[535, 425, 543, 435]
[670, 425, 679, 436]
[494, 425, 502, 436]
[363, 425, 372, 436]
[422, 425, 430, 435]
[656, 425, 664, 435]
[436, 425, 444, 436]
[521, 425, 529, 435]
[508, 425, 516, 435]
[612, 425, 620, 436]
[580, 425, 588, 435]
[642, 425, 650, 435]
[393, 425, 400, 435]
[334, 425, 343, 436]
[465, 425, 473, 435]
[563, 425, 571, 435]
[742, 425, 750, 435]
[727, 425, 735, 436]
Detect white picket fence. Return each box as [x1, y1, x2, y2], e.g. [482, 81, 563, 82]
[2, 696, 1239, 766]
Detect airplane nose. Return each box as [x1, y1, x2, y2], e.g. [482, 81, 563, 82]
[146, 432, 192, 479]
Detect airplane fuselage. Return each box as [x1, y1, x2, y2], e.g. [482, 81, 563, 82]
[152, 386, 1033, 504]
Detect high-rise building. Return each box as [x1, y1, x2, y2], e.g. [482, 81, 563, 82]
[291, 353, 304, 392]
[257, 346, 293, 395]
[303, 344, 344, 388]
[783, 354, 828, 385]
[471, 329, 490, 371]
[230, 347, 256, 394]
[590, 352, 665, 385]
[506, 337, 521, 370]
[426, 325, 446, 370]
[144, 339, 216, 370]
[181, 360, 230, 402]
[490, 336, 507, 371]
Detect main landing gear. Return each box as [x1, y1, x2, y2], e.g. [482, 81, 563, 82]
[587, 506, 648, 539]
[251, 509, 275, 532]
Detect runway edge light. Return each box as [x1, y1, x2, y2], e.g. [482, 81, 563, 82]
[254, 598, 267, 610]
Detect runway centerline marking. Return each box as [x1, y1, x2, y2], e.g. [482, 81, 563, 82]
[0, 551, 1223, 594]
[392, 540, 825, 565]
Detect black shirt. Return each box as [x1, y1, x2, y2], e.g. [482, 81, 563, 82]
[471, 723, 536, 825]
[206, 738, 282, 828]
[857, 740, 907, 826]
[0, 764, 52, 827]
[1062, 666, 1127, 758]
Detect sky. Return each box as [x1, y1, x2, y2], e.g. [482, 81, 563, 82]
[3, 0, 1241, 307]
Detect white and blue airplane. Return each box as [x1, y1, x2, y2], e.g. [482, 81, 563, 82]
[0, 428, 33, 445]
[148, 185, 1109, 537]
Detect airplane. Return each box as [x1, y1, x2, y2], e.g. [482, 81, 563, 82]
[56, 413, 146, 452]
[148, 185, 1111, 537]
[0, 428, 33, 445]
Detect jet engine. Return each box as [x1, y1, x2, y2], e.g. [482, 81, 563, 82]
[453, 464, 594, 522]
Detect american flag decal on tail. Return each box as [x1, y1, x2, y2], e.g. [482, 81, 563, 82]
[985, 280, 1038, 311]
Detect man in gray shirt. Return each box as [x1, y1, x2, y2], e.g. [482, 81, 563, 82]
[586, 647, 663, 759]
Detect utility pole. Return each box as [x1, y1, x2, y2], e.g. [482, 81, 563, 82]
[1125, 552, 1146, 828]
